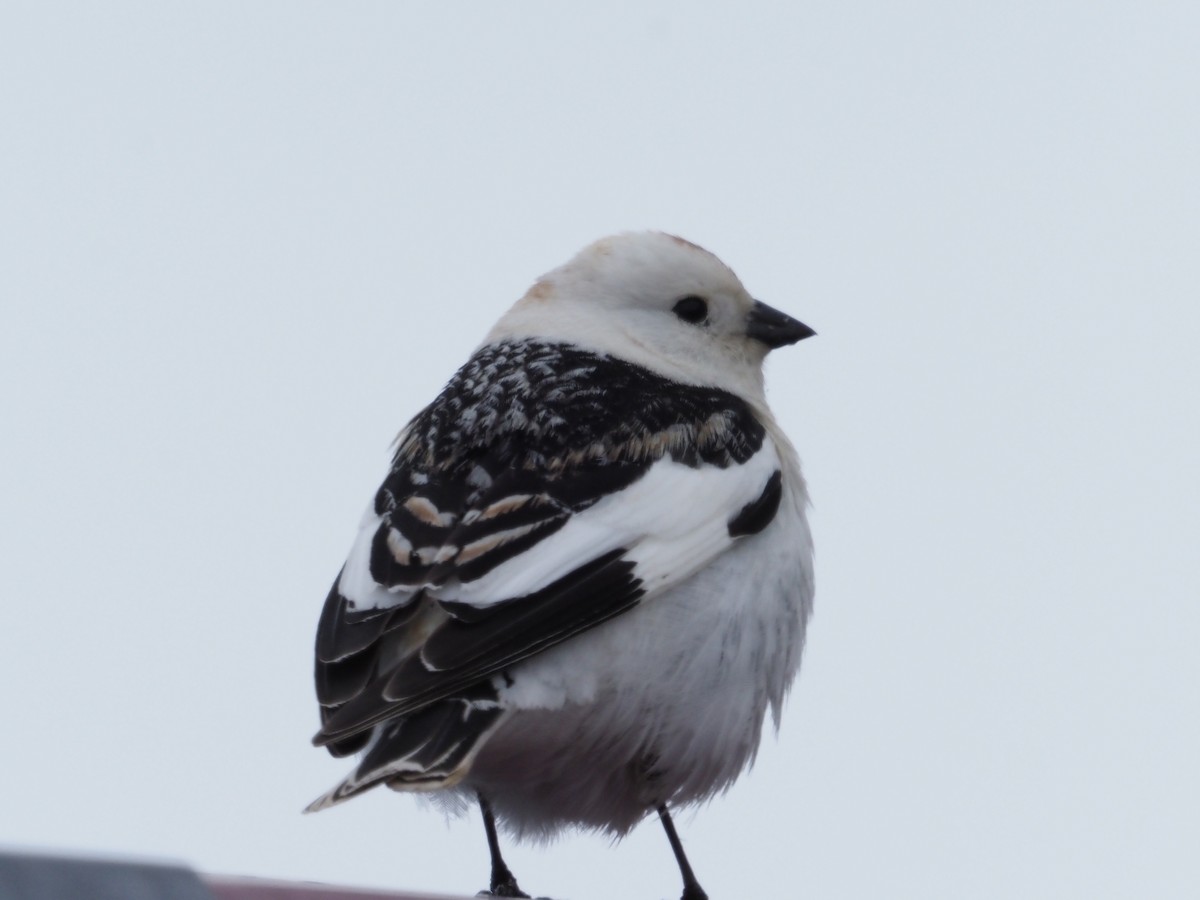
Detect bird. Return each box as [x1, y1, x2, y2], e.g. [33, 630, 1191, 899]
[307, 231, 816, 900]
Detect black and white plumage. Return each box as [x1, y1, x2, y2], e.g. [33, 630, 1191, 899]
[309, 232, 815, 900]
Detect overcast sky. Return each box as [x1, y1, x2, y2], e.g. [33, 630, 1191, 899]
[2, 2, 1198, 899]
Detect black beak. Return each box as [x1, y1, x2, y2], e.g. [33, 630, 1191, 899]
[746, 300, 816, 349]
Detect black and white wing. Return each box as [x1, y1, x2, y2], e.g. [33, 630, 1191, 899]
[308, 340, 784, 809]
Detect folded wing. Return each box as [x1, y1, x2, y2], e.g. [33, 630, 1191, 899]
[309, 340, 784, 804]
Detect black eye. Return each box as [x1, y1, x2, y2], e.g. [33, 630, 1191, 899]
[672, 295, 709, 325]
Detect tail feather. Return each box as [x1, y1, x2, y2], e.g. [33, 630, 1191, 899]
[305, 688, 506, 813]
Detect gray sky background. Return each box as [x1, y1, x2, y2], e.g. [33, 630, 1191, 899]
[2, 2, 1197, 898]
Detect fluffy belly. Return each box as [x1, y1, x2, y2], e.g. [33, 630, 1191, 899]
[452, 497, 812, 839]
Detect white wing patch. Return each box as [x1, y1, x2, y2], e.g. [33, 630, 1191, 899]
[339, 506, 414, 612]
[437, 441, 783, 608]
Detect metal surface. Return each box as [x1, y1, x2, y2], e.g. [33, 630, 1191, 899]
[0, 851, 213, 900]
[205, 876, 474, 900]
[0, 852, 477, 900]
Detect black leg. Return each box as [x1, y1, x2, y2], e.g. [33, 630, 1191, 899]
[658, 804, 708, 900]
[478, 793, 530, 898]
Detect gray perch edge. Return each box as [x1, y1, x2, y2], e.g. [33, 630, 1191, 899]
[0, 851, 474, 900]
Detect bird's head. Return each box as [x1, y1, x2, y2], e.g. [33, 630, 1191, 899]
[486, 231, 814, 398]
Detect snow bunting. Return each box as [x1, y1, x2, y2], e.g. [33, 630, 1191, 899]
[309, 232, 816, 900]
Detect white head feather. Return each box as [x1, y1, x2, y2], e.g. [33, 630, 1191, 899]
[485, 232, 809, 401]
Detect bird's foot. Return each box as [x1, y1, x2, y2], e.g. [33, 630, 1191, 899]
[476, 874, 532, 898]
[476, 889, 558, 900]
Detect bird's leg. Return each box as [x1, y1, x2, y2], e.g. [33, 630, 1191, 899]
[477, 792, 530, 898]
[658, 804, 708, 900]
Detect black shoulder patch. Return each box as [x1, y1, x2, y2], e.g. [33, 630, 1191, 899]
[393, 340, 766, 473]
[728, 470, 783, 537]
[360, 340, 771, 590]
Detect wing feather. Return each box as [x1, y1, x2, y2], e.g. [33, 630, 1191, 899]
[312, 340, 782, 759]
